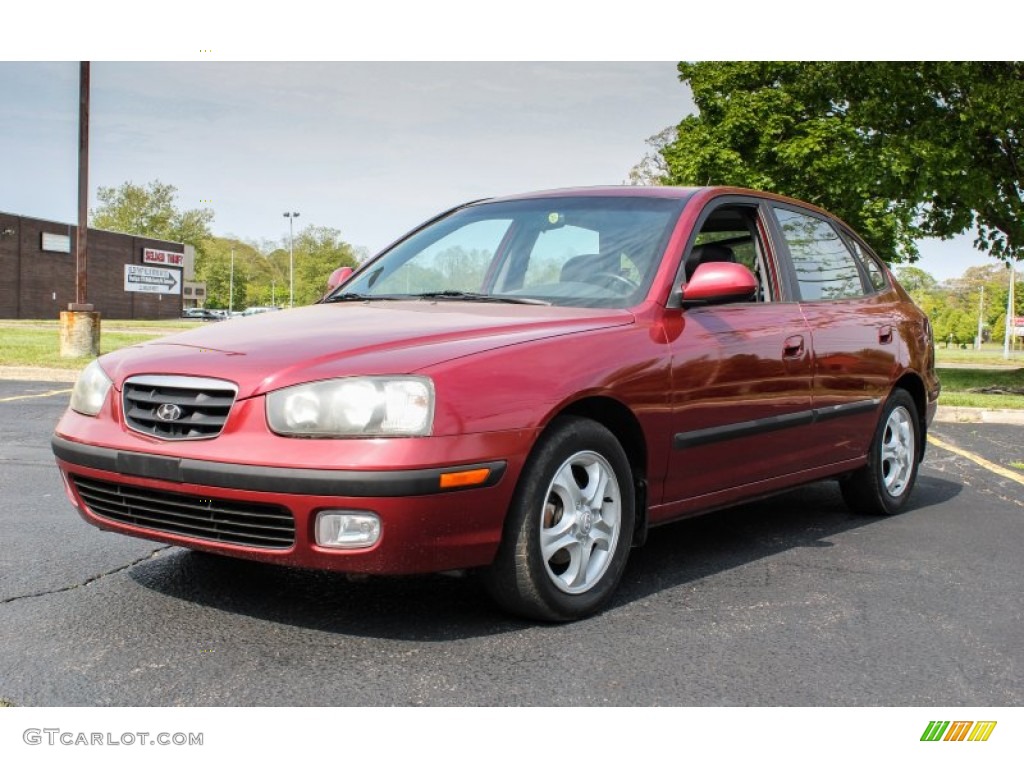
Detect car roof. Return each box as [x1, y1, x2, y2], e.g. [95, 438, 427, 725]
[475, 185, 846, 229]
[483, 186, 700, 203]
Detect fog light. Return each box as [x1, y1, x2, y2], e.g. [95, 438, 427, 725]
[315, 511, 381, 549]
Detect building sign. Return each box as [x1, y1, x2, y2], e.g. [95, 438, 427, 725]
[142, 248, 184, 267]
[1014, 317, 1024, 337]
[124, 264, 181, 294]
[41, 232, 71, 253]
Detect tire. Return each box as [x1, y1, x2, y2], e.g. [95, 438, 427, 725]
[484, 416, 635, 622]
[840, 389, 921, 516]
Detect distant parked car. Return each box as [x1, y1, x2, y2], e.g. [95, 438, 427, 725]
[54, 186, 938, 621]
[241, 306, 281, 317]
[181, 308, 220, 321]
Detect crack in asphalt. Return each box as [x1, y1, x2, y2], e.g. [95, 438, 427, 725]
[0, 547, 170, 606]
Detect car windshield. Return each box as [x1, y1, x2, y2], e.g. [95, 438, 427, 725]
[334, 196, 686, 308]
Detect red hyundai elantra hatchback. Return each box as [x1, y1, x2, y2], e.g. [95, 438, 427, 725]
[53, 187, 939, 620]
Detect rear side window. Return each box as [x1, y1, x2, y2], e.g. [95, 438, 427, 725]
[846, 237, 889, 292]
[774, 208, 865, 301]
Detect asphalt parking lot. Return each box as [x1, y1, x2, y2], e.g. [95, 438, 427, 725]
[1, 379, 1021, 706]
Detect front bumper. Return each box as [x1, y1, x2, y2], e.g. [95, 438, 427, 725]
[52, 433, 527, 575]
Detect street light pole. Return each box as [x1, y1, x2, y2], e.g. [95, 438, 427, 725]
[975, 285, 985, 350]
[1005, 263, 1016, 360]
[229, 246, 235, 314]
[283, 212, 300, 307]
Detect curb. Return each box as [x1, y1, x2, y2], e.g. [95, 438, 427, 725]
[0, 366, 80, 383]
[934, 406, 1024, 426]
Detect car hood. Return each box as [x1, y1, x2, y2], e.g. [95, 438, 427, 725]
[100, 301, 634, 398]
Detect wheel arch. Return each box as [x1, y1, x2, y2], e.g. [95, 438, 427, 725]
[546, 395, 650, 547]
[892, 371, 928, 461]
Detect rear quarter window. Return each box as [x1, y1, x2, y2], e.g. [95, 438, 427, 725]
[774, 207, 866, 301]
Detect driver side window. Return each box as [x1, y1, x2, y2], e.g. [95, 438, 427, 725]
[687, 206, 773, 302]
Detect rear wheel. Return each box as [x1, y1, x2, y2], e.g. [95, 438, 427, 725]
[840, 389, 920, 515]
[484, 417, 635, 621]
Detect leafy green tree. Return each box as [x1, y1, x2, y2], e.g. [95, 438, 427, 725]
[291, 225, 359, 305]
[928, 263, 1022, 345]
[894, 266, 938, 296]
[627, 126, 676, 186]
[657, 62, 1024, 265]
[91, 180, 214, 252]
[197, 237, 255, 310]
[246, 247, 289, 308]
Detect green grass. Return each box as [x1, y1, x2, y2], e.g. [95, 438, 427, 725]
[1011, 462, 1024, 471]
[937, 366, 1024, 409]
[0, 319, 197, 370]
[0, 318, 200, 333]
[0, 328, 164, 369]
[936, 341, 1024, 366]
[938, 367, 1024, 391]
[938, 392, 1024, 409]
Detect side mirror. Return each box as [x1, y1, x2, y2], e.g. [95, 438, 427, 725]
[326, 266, 354, 292]
[680, 262, 757, 306]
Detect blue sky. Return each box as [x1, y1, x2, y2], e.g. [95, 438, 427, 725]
[0, 60, 1000, 281]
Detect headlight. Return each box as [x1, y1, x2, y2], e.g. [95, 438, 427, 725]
[266, 376, 434, 437]
[70, 359, 113, 416]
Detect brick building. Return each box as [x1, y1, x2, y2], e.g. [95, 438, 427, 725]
[0, 211, 203, 320]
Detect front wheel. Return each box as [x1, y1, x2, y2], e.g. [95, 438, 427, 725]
[484, 417, 635, 621]
[840, 389, 921, 515]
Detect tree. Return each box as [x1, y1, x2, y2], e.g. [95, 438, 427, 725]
[893, 266, 938, 296]
[246, 246, 289, 308]
[627, 126, 676, 186]
[290, 225, 359, 305]
[657, 62, 1024, 265]
[926, 263, 1023, 345]
[197, 237, 255, 310]
[91, 180, 214, 250]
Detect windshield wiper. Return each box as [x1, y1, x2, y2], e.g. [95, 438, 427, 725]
[324, 292, 399, 303]
[413, 290, 550, 305]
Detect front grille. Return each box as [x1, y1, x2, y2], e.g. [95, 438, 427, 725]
[71, 475, 295, 549]
[123, 375, 237, 440]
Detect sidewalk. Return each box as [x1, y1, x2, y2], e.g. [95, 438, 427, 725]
[933, 405, 1024, 425]
[0, 366, 79, 383]
[936, 362, 1023, 371]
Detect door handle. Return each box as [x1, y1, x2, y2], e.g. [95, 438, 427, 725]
[783, 335, 805, 357]
[879, 326, 894, 344]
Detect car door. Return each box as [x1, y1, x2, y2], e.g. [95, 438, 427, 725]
[661, 198, 817, 506]
[769, 205, 897, 464]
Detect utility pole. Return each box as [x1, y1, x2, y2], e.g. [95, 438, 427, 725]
[975, 285, 985, 350]
[76, 61, 89, 308]
[229, 246, 235, 314]
[283, 211, 300, 308]
[60, 61, 100, 357]
[1006, 263, 1016, 360]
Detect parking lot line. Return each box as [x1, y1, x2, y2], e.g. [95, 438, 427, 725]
[0, 388, 73, 403]
[929, 434, 1024, 486]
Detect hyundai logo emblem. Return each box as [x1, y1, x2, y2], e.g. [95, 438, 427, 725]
[155, 403, 184, 422]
